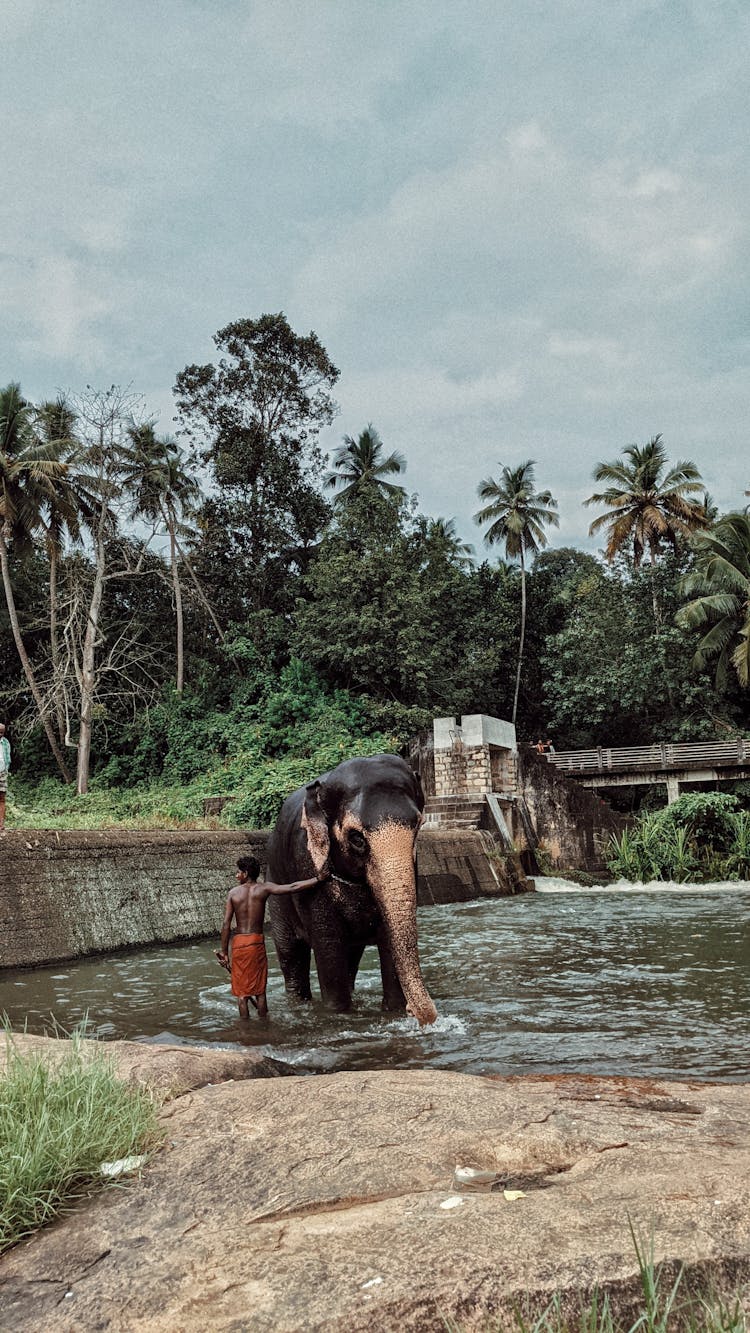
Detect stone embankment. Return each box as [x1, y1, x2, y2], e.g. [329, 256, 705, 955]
[1, 1034, 748, 1331]
[0, 828, 528, 969]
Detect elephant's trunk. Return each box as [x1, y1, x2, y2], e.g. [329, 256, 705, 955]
[367, 821, 438, 1027]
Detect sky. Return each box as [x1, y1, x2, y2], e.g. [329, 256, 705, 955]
[2, 0, 749, 550]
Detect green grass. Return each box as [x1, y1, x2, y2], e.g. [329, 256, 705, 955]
[0, 1032, 163, 1252]
[441, 1226, 748, 1332]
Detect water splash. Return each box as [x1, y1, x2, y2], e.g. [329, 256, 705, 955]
[532, 875, 749, 894]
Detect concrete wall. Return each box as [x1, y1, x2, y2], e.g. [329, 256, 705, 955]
[515, 747, 626, 872]
[0, 830, 266, 969]
[0, 827, 526, 969]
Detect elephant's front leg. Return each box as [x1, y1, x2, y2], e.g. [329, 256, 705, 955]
[268, 899, 313, 1001]
[313, 937, 356, 1011]
[308, 896, 357, 1012]
[377, 925, 406, 1013]
[277, 938, 313, 1002]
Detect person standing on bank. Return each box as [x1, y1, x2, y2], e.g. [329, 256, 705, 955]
[216, 855, 328, 1018]
[0, 724, 10, 833]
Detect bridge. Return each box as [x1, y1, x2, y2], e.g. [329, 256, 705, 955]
[547, 739, 750, 803]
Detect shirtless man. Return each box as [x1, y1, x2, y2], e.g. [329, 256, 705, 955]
[216, 855, 326, 1018]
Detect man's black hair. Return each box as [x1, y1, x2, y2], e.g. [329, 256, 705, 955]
[237, 855, 260, 879]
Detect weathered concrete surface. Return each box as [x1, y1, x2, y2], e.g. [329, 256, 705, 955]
[1, 1067, 748, 1331]
[0, 830, 267, 968]
[0, 1032, 294, 1095]
[516, 747, 626, 873]
[416, 829, 529, 903]
[0, 828, 524, 969]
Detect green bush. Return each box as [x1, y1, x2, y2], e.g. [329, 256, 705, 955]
[608, 792, 749, 883]
[7, 662, 400, 830]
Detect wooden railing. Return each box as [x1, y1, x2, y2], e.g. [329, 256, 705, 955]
[547, 739, 750, 776]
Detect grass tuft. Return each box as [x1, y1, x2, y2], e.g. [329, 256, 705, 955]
[0, 1030, 163, 1252]
[440, 1223, 748, 1332]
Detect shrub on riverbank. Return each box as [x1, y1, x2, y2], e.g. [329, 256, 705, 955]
[607, 792, 750, 883]
[3, 661, 405, 830]
[0, 1034, 162, 1252]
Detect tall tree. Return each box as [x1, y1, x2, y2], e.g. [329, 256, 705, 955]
[70, 386, 144, 794]
[0, 384, 73, 780]
[124, 424, 208, 692]
[325, 425, 406, 505]
[174, 314, 338, 618]
[677, 513, 750, 688]
[585, 435, 707, 624]
[34, 396, 94, 744]
[474, 460, 559, 725]
[421, 516, 475, 568]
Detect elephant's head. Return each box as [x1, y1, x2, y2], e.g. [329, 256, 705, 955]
[301, 753, 437, 1026]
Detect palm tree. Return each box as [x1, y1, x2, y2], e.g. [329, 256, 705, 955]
[125, 425, 210, 691]
[426, 517, 475, 568]
[474, 460, 559, 724]
[585, 436, 708, 561]
[325, 424, 406, 505]
[677, 513, 750, 687]
[585, 436, 708, 626]
[0, 384, 73, 781]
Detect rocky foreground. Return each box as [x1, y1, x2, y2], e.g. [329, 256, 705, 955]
[1, 1037, 748, 1331]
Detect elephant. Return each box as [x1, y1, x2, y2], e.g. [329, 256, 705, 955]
[266, 753, 438, 1027]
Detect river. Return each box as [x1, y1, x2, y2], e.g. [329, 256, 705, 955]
[2, 884, 748, 1081]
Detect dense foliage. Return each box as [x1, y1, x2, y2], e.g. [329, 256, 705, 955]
[1, 311, 748, 828]
[607, 794, 750, 883]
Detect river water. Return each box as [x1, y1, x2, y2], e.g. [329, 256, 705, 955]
[2, 884, 748, 1081]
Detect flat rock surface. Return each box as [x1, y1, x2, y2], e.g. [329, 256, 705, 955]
[0, 1032, 292, 1095]
[1, 1069, 748, 1332]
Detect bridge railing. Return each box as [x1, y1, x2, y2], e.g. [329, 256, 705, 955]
[547, 739, 750, 775]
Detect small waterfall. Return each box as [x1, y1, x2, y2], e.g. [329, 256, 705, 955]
[532, 875, 749, 894]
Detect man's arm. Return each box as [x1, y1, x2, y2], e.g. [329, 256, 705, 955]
[265, 870, 328, 897]
[216, 894, 235, 966]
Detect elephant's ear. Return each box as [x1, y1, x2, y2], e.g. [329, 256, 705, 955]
[301, 781, 330, 875]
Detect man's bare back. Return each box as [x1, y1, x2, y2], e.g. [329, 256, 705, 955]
[226, 880, 272, 936]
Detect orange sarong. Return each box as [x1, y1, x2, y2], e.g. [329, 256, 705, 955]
[230, 933, 268, 997]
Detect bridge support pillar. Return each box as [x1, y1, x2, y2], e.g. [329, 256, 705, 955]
[666, 775, 681, 805]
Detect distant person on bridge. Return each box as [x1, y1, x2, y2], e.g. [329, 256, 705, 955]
[215, 855, 328, 1018]
[0, 723, 10, 833]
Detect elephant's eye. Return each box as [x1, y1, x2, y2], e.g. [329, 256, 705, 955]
[348, 829, 367, 852]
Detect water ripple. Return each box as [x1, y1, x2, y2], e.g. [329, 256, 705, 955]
[1, 888, 748, 1080]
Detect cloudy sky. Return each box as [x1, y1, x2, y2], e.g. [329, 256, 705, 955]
[3, 0, 748, 548]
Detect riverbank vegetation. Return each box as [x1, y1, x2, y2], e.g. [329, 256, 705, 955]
[0, 1033, 161, 1252]
[607, 793, 750, 883]
[1, 312, 748, 828]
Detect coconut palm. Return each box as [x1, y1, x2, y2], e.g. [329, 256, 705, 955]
[325, 424, 406, 505]
[585, 436, 707, 565]
[0, 383, 73, 780]
[426, 517, 475, 568]
[124, 425, 215, 690]
[585, 436, 709, 627]
[474, 460, 559, 724]
[676, 513, 750, 687]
